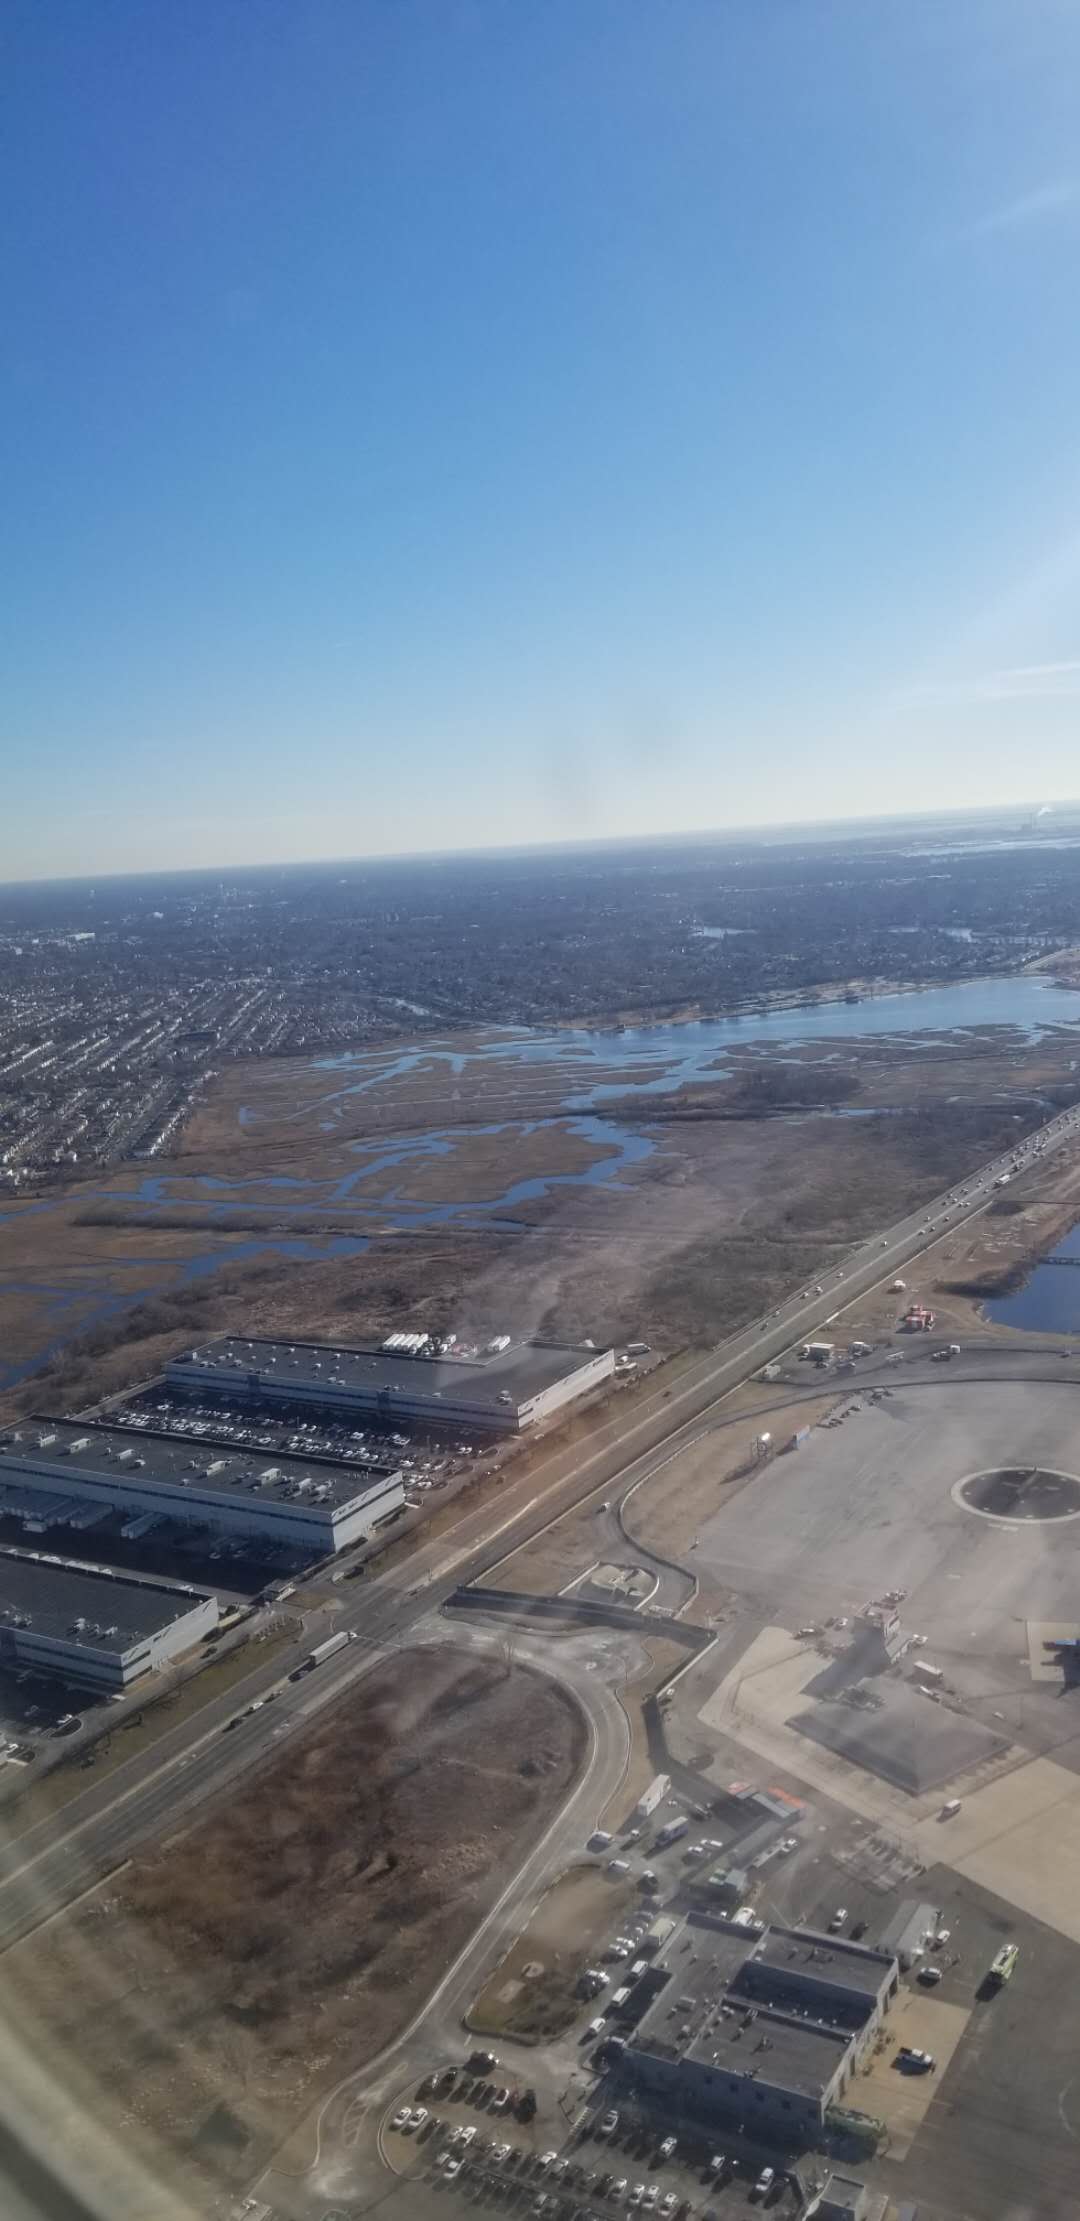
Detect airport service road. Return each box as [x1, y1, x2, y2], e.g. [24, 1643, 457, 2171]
[1, 1100, 1078, 1948]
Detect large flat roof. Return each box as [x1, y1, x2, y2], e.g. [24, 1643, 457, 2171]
[0, 1547, 210, 1655]
[633, 1915, 760, 2053]
[170, 1334, 608, 1414]
[631, 1913, 893, 2099]
[752, 1926, 897, 2000]
[686, 2007, 849, 2101]
[0, 1416, 396, 1515]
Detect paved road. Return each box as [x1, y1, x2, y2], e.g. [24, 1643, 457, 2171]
[2, 1099, 1078, 1951]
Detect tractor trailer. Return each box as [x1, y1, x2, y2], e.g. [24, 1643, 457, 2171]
[291, 1630, 356, 1679]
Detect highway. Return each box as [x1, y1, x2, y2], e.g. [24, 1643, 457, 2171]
[0, 1096, 1078, 1952]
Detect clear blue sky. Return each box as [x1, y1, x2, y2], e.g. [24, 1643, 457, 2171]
[5, 0, 1080, 879]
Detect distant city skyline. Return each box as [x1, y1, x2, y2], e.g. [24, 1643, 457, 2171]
[6, 3, 1080, 880]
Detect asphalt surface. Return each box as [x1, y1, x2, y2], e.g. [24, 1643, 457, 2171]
[2, 1100, 1079, 1953]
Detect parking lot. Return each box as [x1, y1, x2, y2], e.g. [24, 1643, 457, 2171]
[382, 2069, 798, 2221]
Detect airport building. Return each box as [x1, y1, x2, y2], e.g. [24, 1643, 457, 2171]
[621, 1909, 899, 2136]
[165, 1333, 616, 1433]
[0, 1547, 217, 1691]
[0, 1418, 404, 1556]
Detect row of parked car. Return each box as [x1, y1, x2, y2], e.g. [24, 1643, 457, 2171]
[586, 2114, 776, 2206]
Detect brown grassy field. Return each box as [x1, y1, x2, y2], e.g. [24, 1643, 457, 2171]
[467, 1863, 634, 2042]
[2, 1644, 585, 2205]
[4, 1018, 1078, 1423]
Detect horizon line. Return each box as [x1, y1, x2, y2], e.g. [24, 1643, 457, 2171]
[2, 795, 1080, 896]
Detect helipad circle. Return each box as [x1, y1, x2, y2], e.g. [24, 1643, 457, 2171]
[954, 1466, 1080, 1524]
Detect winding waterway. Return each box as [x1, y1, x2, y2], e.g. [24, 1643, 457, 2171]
[4, 970, 1080, 1384]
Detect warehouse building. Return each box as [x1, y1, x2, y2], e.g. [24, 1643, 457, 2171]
[165, 1333, 616, 1433]
[622, 1909, 898, 2137]
[0, 1418, 404, 1556]
[0, 1547, 217, 1691]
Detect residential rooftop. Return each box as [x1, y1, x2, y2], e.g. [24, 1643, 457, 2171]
[0, 1415, 396, 1514]
[0, 1546, 210, 1655]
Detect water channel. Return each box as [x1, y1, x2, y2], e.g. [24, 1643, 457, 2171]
[4, 971, 1080, 1382]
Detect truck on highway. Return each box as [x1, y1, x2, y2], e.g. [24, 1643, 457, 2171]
[290, 1629, 356, 1679]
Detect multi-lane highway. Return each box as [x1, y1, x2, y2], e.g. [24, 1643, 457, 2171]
[1, 1097, 1078, 1950]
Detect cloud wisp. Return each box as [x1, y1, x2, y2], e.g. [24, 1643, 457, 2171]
[907, 659, 1080, 705]
[962, 180, 1080, 241]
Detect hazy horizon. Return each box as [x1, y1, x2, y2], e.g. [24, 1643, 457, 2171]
[3, 795, 1080, 897]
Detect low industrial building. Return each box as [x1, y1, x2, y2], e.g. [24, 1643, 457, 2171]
[0, 1547, 217, 1691]
[621, 1909, 899, 2138]
[165, 1333, 616, 1433]
[0, 1417, 404, 1556]
[878, 1898, 943, 1971]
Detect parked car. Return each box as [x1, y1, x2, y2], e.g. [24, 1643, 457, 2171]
[598, 2112, 619, 2139]
[752, 2166, 775, 2202]
[658, 2137, 677, 2161]
[828, 1908, 848, 1931]
[391, 2105, 411, 2130]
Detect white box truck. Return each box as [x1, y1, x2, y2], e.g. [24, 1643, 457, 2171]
[635, 1773, 671, 1820]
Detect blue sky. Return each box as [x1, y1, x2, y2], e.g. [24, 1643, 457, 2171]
[5, 0, 1080, 879]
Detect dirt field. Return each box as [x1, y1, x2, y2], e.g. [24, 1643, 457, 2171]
[2, 1644, 585, 2205]
[467, 1863, 634, 2042]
